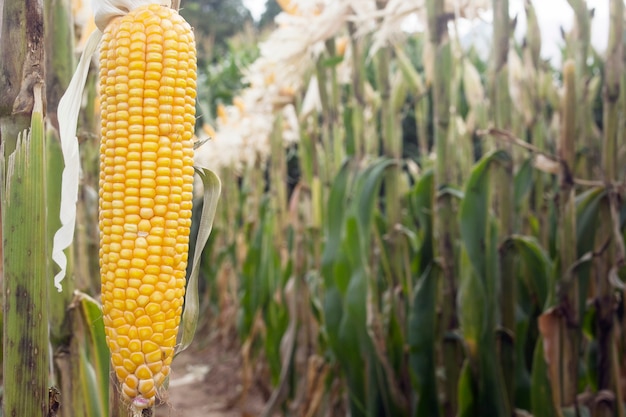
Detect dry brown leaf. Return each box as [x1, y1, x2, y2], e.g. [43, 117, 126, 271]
[537, 307, 563, 410]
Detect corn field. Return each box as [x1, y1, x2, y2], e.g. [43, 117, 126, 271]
[1, 0, 626, 416]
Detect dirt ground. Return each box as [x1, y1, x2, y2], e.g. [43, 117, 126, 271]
[154, 336, 266, 417]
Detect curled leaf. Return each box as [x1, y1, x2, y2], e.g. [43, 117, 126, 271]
[52, 30, 102, 292]
[177, 167, 221, 353]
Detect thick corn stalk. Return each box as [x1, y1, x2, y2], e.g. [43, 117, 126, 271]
[425, 1, 461, 415]
[565, 0, 592, 178]
[557, 59, 579, 409]
[594, 1, 625, 416]
[0, 0, 50, 414]
[1, 85, 50, 417]
[491, 0, 515, 409]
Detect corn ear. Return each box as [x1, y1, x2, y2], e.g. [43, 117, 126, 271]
[97, 3, 197, 409]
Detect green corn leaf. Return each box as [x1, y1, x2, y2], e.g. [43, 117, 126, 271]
[437, 185, 464, 200]
[323, 286, 344, 358]
[584, 336, 600, 391]
[240, 199, 270, 337]
[261, 229, 285, 384]
[459, 149, 511, 280]
[77, 292, 109, 416]
[322, 158, 397, 417]
[343, 104, 356, 156]
[322, 55, 344, 67]
[574, 186, 605, 315]
[386, 309, 405, 372]
[408, 170, 434, 274]
[321, 159, 352, 287]
[581, 302, 597, 340]
[336, 223, 368, 415]
[457, 247, 487, 361]
[502, 235, 552, 412]
[332, 242, 353, 294]
[265, 299, 289, 384]
[507, 235, 552, 310]
[258, 206, 278, 301]
[409, 265, 440, 417]
[78, 345, 105, 417]
[481, 222, 510, 416]
[409, 169, 433, 228]
[178, 167, 221, 354]
[530, 338, 559, 417]
[457, 359, 478, 417]
[514, 307, 532, 411]
[458, 150, 511, 416]
[339, 284, 368, 416]
[478, 330, 510, 416]
[407, 170, 439, 416]
[354, 158, 395, 250]
[576, 187, 605, 254]
[70, 291, 110, 416]
[322, 161, 353, 368]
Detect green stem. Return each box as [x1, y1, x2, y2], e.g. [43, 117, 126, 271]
[593, 3, 624, 416]
[602, 0, 622, 182]
[566, 0, 591, 178]
[492, 0, 515, 411]
[426, 1, 461, 415]
[315, 59, 332, 172]
[326, 40, 344, 171]
[558, 60, 579, 407]
[349, 23, 365, 160]
[270, 115, 287, 246]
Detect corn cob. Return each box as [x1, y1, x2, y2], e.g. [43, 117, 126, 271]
[98, 3, 196, 409]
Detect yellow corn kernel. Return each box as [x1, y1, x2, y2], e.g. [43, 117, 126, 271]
[99, 3, 196, 410]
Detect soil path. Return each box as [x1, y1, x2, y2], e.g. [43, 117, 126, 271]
[154, 337, 266, 417]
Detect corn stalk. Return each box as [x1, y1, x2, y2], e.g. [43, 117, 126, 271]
[1, 84, 50, 416]
[593, 1, 624, 416]
[348, 22, 366, 160]
[0, 0, 50, 414]
[491, 0, 515, 410]
[425, 1, 461, 415]
[557, 59, 579, 410]
[565, 0, 593, 178]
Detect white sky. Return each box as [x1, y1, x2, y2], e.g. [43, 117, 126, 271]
[243, 0, 611, 61]
[511, 0, 609, 59]
[243, 0, 266, 20]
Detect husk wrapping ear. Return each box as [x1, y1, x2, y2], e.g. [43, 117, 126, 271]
[92, 0, 171, 31]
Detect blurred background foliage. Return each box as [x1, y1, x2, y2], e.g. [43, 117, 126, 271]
[187, 1, 626, 416]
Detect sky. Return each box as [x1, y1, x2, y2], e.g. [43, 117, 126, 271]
[510, 0, 609, 60]
[242, 0, 610, 63]
[243, 0, 266, 20]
